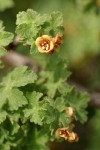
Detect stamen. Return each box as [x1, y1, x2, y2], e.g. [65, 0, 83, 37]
[42, 46, 45, 50]
[46, 47, 48, 50]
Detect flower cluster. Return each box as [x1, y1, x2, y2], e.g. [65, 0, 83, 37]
[55, 106, 79, 143]
[55, 127, 79, 143]
[35, 33, 62, 54]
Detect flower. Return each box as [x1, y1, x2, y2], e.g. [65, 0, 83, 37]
[53, 32, 63, 50]
[35, 33, 63, 54]
[35, 35, 54, 54]
[55, 127, 69, 140]
[55, 127, 79, 142]
[68, 132, 79, 143]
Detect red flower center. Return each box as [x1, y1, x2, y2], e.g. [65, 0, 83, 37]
[40, 39, 50, 51]
[59, 129, 70, 138]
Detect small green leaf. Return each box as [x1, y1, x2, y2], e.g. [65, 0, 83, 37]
[65, 88, 90, 123]
[7, 88, 28, 111]
[16, 23, 41, 44]
[23, 91, 43, 125]
[59, 112, 70, 127]
[0, 21, 14, 57]
[0, 110, 7, 124]
[0, 31, 14, 46]
[50, 11, 63, 28]
[16, 9, 40, 25]
[16, 9, 49, 26]
[41, 100, 56, 124]
[40, 54, 70, 98]
[54, 97, 66, 112]
[11, 122, 20, 135]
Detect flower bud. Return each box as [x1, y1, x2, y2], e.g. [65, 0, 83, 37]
[53, 32, 63, 50]
[66, 107, 75, 118]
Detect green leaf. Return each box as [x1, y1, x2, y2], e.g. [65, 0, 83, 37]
[40, 54, 70, 98]
[16, 9, 49, 26]
[10, 122, 20, 135]
[59, 112, 70, 127]
[50, 11, 64, 33]
[16, 9, 40, 25]
[0, 110, 7, 124]
[0, 21, 14, 57]
[16, 23, 41, 44]
[0, 47, 7, 57]
[54, 97, 66, 112]
[23, 91, 43, 125]
[16, 9, 43, 43]
[7, 88, 28, 111]
[41, 100, 56, 124]
[0, 66, 37, 110]
[51, 11, 63, 26]
[8, 111, 21, 123]
[16, 23, 34, 38]
[2, 66, 37, 88]
[41, 97, 71, 132]
[0, 88, 6, 108]
[58, 83, 74, 96]
[0, 31, 14, 46]
[65, 88, 90, 123]
[32, 129, 49, 150]
[23, 127, 49, 150]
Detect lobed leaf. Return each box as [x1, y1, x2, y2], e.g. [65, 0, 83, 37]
[0, 21, 14, 57]
[7, 88, 28, 111]
[23, 91, 43, 125]
[2, 66, 37, 88]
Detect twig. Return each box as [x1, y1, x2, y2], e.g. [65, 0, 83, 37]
[1, 51, 100, 108]
[1, 50, 40, 72]
[6, 35, 20, 50]
[68, 81, 100, 108]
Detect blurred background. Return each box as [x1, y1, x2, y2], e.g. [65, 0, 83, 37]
[0, 0, 100, 150]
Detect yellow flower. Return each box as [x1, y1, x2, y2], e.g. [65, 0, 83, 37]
[55, 127, 79, 142]
[35, 35, 54, 54]
[35, 33, 63, 54]
[55, 127, 69, 140]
